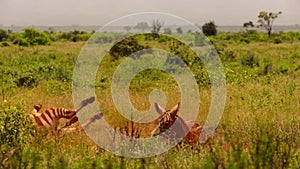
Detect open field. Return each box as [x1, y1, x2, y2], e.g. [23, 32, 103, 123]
[1, 31, 300, 168]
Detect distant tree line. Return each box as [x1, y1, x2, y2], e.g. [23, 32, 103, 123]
[0, 11, 288, 48]
[0, 28, 92, 46]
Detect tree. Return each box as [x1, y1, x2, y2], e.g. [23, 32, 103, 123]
[176, 27, 183, 34]
[258, 11, 282, 38]
[134, 22, 150, 32]
[163, 28, 172, 34]
[124, 26, 131, 33]
[202, 21, 217, 36]
[0, 29, 8, 42]
[243, 21, 254, 28]
[48, 27, 56, 34]
[151, 20, 164, 34]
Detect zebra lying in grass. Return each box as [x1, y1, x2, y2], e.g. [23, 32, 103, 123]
[31, 96, 102, 134]
[151, 102, 209, 144]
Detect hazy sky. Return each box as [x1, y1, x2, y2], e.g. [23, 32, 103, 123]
[1, 0, 299, 26]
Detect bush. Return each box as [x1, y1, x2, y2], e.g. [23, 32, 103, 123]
[8, 33, 28, 46]
[240, 38, 250, 44]
[241, 52, 259, 68]
[0, 101, 33, 147]
[16, 74, 38, 87]
[273, 37, 283, 44]
[59, 30, 90, 42]
[202, 21, 217, 36]
[222, 50, 236, 62]
[0, 29, 8, 41]
[0, 41, 11, 47]
[244, 33, 268, 42]
[109, 36, 145, 60]
[22, 28, 51, 46]
[76, 34, 91, 41]
[0, 101, 34, 168]
[15, 37, 30, 46]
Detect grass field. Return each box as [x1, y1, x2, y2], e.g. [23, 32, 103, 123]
[1, 31, 300, 168]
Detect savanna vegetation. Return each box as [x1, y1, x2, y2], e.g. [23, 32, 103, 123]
[0, 26, 300, 168]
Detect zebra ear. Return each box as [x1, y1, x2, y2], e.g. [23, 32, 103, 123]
[154, 102, 165, 114]
[33, 104, 42, 112]
[169, 102, 180, 117]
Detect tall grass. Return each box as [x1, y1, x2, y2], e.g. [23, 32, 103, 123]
[0, 32, 299, 168]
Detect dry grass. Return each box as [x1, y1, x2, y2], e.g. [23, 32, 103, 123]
[1, 39, 300, 168]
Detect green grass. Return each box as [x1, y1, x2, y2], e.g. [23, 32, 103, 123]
[0, 32, 300, 168]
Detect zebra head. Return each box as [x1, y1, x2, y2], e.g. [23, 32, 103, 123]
[151, 102, 189, 139]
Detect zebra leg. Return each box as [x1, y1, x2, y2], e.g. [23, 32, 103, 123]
[61, 116, 79, 129]
[79, 113, 103, 130]
[75, 96, 95, 112]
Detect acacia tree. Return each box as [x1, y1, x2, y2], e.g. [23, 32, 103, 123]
[151, 20, 164, 34]
[243, 21, 254, 28]
[258, 11, 282, 38]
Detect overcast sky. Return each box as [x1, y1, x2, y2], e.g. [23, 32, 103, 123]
[0, 0, 299, 26]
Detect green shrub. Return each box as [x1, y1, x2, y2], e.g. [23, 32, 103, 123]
[273, 37, 283, 44]
[0, 29, 8, 41]
[0, 101, 34, 168]
[22, 28, 51, 46]
[240, 38, 250, 44]
[15, 74, 38, 87]
[14, 37, 30, 46]
[109, 36, 145, 60]
[241, 52, 259, 68]
[0, 53, 74, 90]
[0, 41, 11, 47]
[280, 33, 293, 42]
[222, 50, 236, 62]
[76, 34, 91, 41]
[0, 101, 33, 147]
[59, 30, 90, 42]
[249, 33, 268, 42]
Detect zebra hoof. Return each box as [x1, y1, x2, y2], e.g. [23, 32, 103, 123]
[82, 96, 95, 105]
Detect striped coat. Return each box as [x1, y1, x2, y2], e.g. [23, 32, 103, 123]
[31, 96, 95, 134]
